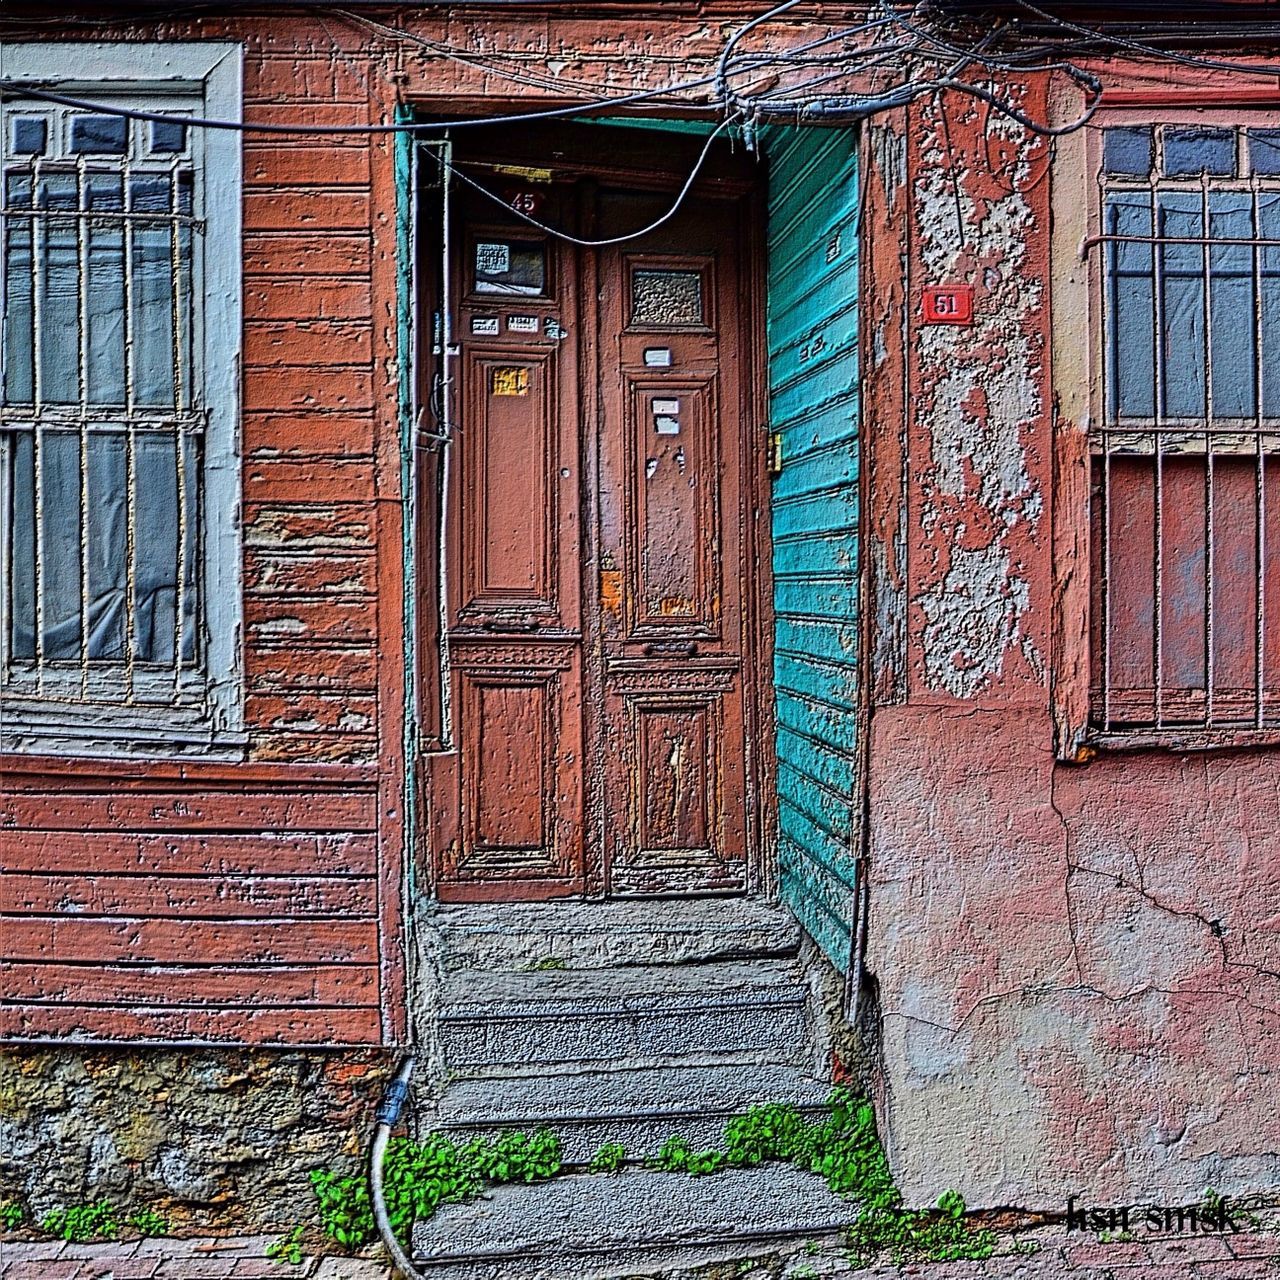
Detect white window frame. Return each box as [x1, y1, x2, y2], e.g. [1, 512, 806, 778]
[0, 41, 244, 759]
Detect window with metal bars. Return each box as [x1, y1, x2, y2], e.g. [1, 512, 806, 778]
[0, 45, 242, 756]
[1091, 121, 1280, 739]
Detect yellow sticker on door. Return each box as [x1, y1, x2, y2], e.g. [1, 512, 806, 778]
[491, 367, 530, 397]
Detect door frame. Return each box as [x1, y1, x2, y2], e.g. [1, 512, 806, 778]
[409, 105, 778, 902]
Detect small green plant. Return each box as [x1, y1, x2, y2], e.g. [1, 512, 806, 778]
[845, 1190, 995, 1266]
[40, 1202, 120, 1243]
[311, 1127, 562, 1253]
[266, 1224, 306, 1266]
[524, 957, 567, 971]
[129, 1207, 170, 1238]
[1010, 1237, 1041, 1255]
[589, 1142, 626, 1174]
[650, 1135, 726, 1177]
[0, 1200, 23, 1231]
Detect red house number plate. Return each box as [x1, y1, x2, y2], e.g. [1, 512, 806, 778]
[922, 284, 974, 325]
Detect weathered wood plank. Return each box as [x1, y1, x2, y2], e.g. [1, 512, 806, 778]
[245, 599, 377, 645]
[0, 790, 377, 832]
[247, 646, 378, 693]
[0, 830, 377, 876]
[2, 918, 378, 964]
[0, 874, 377, 918]
[0, 1003, 383, 1046]
[0, 962, 379, 1005]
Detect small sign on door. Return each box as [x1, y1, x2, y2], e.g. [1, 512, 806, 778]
[491, 366, 530, 396]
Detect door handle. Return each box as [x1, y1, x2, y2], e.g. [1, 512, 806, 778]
[643, 641, 698, 658]
[482, 618, 540, 633]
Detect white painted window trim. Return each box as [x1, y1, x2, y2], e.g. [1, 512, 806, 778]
[0, 41, 244, 759]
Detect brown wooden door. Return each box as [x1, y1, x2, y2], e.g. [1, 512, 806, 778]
[431, 154, 754, 901]
[594, 191, 750, 895]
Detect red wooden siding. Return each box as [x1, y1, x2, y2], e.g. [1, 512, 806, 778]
[0, 25, 408, 1047]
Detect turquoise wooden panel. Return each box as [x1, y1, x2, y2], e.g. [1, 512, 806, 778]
[766, 123, 861, 973]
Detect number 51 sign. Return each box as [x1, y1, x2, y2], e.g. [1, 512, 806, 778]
[922, 284, 974, 325]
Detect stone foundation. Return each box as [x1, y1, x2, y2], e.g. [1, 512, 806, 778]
[0, 1048, 394, 1232]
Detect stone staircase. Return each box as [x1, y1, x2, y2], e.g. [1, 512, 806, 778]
[414, 897, 849, 1277]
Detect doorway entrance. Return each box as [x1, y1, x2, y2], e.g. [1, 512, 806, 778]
[420, 123, 768, 903]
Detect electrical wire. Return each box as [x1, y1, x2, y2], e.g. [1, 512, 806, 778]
[424, 117, 741, 248]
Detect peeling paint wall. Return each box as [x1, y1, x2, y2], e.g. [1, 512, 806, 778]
[864, 73, 1280, 1209]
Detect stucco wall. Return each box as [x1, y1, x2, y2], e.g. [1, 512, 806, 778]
[863, 71, 1280, 1209]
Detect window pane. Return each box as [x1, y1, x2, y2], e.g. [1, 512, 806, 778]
[130, 175, 177, 406]
[1259, 192, 1280, 418]
[70, 114, 127, 155]
[1164, 127, 1235, 178]
[38, 174, 79, 405]
[132, 432, 179, 664]
[10, 117, 47, 157]
[85, 432, 128, 660]
[4, 175, 35, 405]
[86, 173, 126, 406]
[1158, 191, 1206, 420]
[7, 431, 36, 660]
[1105, 192, 1155, 420]
[1207, 190, 1255, 420]
[1104, 127, 1153, 177]
[39, 428, 83, 662]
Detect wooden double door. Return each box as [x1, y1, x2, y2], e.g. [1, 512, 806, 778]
[427, 132, 762, 901]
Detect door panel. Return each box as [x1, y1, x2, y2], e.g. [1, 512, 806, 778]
[433, 186, 586, 901]
[429, 140, 757, 902]
[598, 202, 750, 896]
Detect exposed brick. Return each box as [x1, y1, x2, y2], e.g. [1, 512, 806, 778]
[247, 645, 379, 693]
[245, 549, 377, 597]
[3, 1261, 85, 1280]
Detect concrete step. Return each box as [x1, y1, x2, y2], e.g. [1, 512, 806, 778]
[433, 1062, 833, 1163]
[411, 1165, 850, 1280]
[440, 960, 813, 1073]
[432, 897, 801, 971]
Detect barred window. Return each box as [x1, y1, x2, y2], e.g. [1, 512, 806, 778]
[0, 45, 242, 756]
[1091, 122, 1280, 738]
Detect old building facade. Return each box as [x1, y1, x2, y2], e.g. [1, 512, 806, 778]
[1, 0, 1278, 1237]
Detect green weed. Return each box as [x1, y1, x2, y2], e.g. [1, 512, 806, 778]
[266, 1224, 306, 1266]
[0, 1200, 23, 1232]
[310, 1128, 562, 1253]
[40, 1202, 120, 1243]
[129, 1207, 170, 1238]
[588, 1142, 626, 1174]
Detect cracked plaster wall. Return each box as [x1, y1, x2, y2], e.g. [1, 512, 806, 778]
[864, 84, 1280, 1209]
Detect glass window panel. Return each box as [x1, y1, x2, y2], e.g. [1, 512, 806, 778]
[38, 173, 80, 405]
[473, 240, 546, 296]
[4, 176, 35, 406]
[1105, 192, 1155, 420]
[1207, 191, 1255, 420]
[85, 431, 128, 660]
[632, 269, 704, 327]
[8, 431, 36, 660]
[1249, 129, 1280, 176]
[130, 176, 176, 406]
[132, 432, 179, 664]
[85, 175, 126, 406]
[1157, 191, 1207, 420]
[70, 113, 127, 155]
[1164, 127, 1235, 178]
[1104, 127, 1153, 177]
[179, 433, 199, 665]
[149, 121, 186, 154]
[1258, 192, 1280, 418]
[39, 428, 83, 662]
[10, 117, 47, 156]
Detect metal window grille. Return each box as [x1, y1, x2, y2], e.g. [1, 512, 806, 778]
[0, 102, 205, 714]
[1091, 123, 1280, 736]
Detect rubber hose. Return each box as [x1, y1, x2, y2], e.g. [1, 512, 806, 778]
[369, 1055, 430, 1280]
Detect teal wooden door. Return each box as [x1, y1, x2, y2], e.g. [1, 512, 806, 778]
[765, 126, 862, 970]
